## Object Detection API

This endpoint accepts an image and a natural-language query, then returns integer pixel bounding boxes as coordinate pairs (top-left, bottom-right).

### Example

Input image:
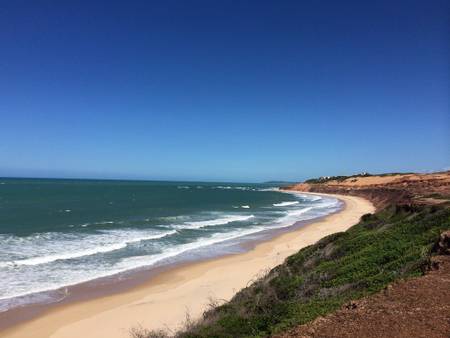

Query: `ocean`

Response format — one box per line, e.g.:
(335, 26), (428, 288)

(0, 178), (341, 312)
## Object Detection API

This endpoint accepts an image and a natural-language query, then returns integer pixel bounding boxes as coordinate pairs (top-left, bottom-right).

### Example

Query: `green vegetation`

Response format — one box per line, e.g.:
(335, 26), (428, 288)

(135, 204), (450, 338)
(303, 172), (417, 184)
(304, 173), (372, 184)
(376, 172), (414, 177)
(305, 176), (347, 183)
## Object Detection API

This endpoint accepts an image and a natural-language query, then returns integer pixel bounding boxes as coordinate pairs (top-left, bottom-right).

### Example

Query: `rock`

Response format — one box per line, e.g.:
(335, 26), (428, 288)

(434, 231), (450, 255)
(345, 301), (358, 310)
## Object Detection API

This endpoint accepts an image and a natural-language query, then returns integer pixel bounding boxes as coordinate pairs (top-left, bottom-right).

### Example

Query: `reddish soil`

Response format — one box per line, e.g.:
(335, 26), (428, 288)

(277, 172), (450, 338)
(275, 255), (450, 338)
(283, 171), (450, 210)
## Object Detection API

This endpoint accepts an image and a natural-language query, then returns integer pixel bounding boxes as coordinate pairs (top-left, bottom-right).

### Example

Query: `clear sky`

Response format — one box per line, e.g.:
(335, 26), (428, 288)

(1, 1), (449, 182)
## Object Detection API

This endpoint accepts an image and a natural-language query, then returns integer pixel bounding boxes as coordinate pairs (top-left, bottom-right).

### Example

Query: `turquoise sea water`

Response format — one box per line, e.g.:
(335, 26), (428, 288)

(0, 178), (340, 311)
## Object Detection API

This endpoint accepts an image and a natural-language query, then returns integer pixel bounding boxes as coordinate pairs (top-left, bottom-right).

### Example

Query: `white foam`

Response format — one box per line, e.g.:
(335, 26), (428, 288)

(79, 220), (115, 227)
(213, 186), (254, 191)
(178, 215), (254, 229)
(0, 227), (264, 305)
(273, 201), (299, 207)
(0, 193), (341, 311)
(295, 194), (323, 202)
(0, 230), (176, 268)
(274, 207), (313, 224)
(273, 195), (341, 227)
(241, 205), (250, 209)
(117, 226), (265, 271)
(0, 243), (127, 267)
(258, 187), (277, 191)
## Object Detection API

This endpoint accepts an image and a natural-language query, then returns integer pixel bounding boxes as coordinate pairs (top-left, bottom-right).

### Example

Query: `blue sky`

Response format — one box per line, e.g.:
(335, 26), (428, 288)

(1, 0), (448, 182)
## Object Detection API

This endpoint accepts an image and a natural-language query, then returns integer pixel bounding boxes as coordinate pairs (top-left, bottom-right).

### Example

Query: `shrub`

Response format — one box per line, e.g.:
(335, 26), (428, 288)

(137, 205), (450, 338)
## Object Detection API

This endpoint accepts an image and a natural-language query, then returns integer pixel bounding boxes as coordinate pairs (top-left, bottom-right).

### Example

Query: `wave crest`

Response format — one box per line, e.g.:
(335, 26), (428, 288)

(273, 201), (299, 207)
(176, 215), (254, 230)
(0, 230), (176, 268)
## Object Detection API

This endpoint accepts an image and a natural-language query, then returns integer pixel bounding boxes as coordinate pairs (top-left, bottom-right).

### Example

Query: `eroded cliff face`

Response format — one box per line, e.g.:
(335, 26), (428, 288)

(283, 171), (450, 210)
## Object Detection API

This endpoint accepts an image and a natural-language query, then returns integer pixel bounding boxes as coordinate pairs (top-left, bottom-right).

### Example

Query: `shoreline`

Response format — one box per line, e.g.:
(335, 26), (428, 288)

(0, 193), (374, 338)
(0, 191), (340, 328)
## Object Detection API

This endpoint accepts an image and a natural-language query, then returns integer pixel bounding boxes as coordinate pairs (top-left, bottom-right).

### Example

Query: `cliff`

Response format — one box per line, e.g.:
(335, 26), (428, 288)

(282, 171), (450, 209)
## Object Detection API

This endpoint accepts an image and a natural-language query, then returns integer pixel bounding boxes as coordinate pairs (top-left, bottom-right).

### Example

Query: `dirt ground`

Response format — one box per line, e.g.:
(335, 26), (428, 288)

(275, 255), (450, 338)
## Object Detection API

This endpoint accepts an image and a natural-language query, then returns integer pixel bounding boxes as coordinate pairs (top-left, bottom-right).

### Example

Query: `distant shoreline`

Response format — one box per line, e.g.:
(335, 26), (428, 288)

(0, 193), (374, 338)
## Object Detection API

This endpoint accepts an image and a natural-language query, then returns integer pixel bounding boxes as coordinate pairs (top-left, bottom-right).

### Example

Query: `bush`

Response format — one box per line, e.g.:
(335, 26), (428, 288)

(138, 205), (450, 338)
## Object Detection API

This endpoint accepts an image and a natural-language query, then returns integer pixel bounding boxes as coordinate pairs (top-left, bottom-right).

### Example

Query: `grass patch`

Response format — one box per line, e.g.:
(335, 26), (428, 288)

(138, 204), (450, 338)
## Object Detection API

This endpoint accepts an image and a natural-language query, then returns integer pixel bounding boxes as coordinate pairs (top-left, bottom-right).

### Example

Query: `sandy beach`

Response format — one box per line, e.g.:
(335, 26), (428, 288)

(0, 193), (374, 338)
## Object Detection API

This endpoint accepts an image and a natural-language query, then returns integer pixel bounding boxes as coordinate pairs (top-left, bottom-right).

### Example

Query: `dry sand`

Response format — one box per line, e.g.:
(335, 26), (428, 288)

(0, 193), (374, 338)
